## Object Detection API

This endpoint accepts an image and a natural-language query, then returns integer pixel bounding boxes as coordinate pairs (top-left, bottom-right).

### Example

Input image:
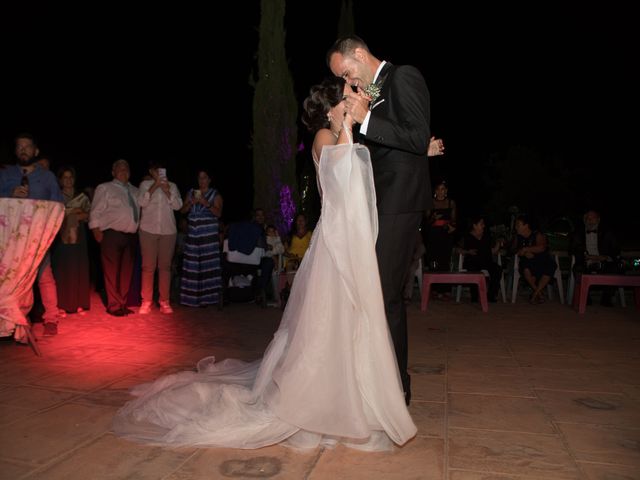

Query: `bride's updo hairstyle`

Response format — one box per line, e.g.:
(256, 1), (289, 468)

(301, 77), (346, 133)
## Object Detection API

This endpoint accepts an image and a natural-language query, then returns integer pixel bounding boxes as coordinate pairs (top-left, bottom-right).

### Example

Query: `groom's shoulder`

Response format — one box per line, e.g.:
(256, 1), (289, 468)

(395, 64), (424, 78)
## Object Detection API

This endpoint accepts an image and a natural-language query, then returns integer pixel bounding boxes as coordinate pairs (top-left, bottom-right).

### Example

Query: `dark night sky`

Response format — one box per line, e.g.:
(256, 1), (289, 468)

(2, 1), (638, 238)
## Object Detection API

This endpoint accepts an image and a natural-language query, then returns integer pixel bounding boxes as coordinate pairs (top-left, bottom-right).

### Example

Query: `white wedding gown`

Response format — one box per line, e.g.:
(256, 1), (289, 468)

(113, 142), (417, 451)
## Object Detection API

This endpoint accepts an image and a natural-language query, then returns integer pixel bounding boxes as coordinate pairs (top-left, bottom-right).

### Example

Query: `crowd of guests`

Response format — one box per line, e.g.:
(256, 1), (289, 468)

(0, 133), (318, 335)
(406, 178), (626, 307)
(2, 132), (629, 336)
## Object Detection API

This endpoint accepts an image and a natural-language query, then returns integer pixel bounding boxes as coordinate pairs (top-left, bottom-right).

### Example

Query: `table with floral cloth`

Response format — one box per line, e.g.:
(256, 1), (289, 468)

(0, 199), (63, 347)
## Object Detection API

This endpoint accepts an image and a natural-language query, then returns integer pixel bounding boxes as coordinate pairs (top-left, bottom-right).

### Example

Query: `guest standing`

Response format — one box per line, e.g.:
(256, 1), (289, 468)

(425, 180), (457, 273)
(180, 170), (223, 307)
(51, 167), (91, 313)
(0, 133), (64, 335)
(137, 162), (182, 314)
(89, 159), (140, 316)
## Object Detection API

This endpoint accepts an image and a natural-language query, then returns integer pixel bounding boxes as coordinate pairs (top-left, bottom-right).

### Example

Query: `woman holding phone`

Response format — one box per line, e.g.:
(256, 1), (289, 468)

(137, 161), (183, 314)
(179, 170), (223, 307)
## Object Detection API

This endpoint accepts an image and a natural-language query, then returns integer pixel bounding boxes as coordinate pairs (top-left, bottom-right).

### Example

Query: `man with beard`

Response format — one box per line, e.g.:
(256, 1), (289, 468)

(0, 133), (64, 335)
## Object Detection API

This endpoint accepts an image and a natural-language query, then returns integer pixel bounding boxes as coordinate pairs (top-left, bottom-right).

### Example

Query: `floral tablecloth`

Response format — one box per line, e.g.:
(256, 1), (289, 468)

(0, 199), (64, 342)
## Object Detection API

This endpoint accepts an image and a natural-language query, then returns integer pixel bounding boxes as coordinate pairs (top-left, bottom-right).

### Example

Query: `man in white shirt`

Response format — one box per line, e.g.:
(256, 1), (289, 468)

(89, 159), (140, 316)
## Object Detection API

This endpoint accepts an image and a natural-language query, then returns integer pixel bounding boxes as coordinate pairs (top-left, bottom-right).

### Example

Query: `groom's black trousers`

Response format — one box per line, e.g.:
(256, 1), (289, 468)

(376, 212), (423, 398)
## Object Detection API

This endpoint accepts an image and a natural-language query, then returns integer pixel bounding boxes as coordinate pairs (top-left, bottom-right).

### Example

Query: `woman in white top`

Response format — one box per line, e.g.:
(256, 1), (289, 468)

(137, 162), (182, 314)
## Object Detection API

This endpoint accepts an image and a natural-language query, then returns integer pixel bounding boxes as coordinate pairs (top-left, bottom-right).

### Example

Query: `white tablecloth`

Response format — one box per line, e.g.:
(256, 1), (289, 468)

(0, 198), (63, 341)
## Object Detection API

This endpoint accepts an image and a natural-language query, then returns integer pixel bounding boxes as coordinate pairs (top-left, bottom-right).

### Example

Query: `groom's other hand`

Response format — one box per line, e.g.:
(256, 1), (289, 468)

(344, 91), (369, 124)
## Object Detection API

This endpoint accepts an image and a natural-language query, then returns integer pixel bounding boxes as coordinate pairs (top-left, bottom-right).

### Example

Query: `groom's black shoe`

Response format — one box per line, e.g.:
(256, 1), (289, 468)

(404, 375), (411, 406)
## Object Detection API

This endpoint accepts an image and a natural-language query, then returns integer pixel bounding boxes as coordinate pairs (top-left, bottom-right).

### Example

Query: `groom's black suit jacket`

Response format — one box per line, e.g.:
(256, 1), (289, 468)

(361, 62), (432, 214)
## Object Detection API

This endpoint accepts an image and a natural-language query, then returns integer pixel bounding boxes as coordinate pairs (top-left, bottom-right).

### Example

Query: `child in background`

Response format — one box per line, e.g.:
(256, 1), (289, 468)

(265, 224), (285, 261)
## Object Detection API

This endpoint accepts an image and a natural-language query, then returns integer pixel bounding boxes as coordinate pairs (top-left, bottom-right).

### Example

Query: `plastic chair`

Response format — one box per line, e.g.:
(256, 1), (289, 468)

(567, 255), (626, 307)
(511, 253), (565, 303)
(455, 253), (507, 303)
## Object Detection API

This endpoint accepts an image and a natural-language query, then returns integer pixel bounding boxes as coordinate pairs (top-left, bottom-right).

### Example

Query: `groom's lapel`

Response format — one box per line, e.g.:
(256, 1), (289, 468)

(375, 62), (393, 91)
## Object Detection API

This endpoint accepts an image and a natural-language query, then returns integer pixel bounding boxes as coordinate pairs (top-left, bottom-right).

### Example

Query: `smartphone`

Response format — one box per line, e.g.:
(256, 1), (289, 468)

(158, 168), (167, 179)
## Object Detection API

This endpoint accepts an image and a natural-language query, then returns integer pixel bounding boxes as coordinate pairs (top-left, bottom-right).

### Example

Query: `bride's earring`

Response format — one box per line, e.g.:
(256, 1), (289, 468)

(327, 113), (333, 122)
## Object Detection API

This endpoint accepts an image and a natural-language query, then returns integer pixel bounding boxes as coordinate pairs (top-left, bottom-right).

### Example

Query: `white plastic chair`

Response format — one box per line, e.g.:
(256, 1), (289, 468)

(511, 253), (564, 303)
(455, 253), (507, 303)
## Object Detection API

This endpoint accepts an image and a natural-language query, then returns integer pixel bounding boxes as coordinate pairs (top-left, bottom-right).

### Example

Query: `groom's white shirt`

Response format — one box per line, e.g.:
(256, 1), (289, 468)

(360, 60), (386, 135)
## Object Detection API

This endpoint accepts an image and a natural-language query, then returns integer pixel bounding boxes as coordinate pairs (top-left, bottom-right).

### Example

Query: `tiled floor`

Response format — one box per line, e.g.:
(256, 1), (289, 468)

(0, 292), (638, 479)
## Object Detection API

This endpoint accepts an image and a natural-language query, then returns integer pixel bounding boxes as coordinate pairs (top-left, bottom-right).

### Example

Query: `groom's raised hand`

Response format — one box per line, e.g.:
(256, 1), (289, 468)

(344, 91), (369, 125)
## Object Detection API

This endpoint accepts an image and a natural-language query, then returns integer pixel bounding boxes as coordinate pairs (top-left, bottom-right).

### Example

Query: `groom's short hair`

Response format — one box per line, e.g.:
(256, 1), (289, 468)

(326, 35), (369, 66)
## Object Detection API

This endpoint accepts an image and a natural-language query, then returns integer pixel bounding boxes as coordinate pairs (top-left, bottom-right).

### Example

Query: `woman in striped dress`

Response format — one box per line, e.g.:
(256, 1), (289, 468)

(179, 170), (223, 306)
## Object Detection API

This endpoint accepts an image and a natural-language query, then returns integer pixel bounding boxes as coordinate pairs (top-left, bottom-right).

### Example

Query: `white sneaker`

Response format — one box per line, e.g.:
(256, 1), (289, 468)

(139, 302), (152, 314)
(159, 301), (173, 314)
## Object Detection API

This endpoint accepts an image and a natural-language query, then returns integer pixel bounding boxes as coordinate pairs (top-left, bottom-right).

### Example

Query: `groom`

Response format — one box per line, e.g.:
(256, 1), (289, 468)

(328, 36), (432, 405)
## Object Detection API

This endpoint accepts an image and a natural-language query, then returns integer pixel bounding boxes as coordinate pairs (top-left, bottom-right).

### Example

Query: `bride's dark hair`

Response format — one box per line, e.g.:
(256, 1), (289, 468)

(301, 77), (346, 133)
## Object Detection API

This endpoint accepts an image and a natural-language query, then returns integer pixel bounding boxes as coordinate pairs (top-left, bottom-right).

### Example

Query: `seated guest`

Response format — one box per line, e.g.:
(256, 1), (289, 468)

(265, 224), (285, 262)
(223, 220), (271, 304)
(459, 215), (503, 303)
(285, 213), (312, 272)
(512, 214), (556, 304)
(569, 209), (621, 306)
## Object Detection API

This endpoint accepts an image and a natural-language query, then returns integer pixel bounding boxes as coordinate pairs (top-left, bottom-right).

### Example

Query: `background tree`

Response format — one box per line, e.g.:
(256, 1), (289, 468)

(338, 0), (355, 37)
(252, 0), (299, 234)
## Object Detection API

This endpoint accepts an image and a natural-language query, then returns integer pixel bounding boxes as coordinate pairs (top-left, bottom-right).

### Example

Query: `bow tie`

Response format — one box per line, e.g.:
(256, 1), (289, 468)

(586, 229), (598, 234)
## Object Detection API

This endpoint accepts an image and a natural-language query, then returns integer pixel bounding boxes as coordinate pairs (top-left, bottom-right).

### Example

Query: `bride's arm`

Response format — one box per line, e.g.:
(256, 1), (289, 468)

(338, 113), (354, 145)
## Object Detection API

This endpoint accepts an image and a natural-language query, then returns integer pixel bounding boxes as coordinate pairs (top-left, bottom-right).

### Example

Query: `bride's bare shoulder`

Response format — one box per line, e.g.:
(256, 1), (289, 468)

(313, 129), (335, 157)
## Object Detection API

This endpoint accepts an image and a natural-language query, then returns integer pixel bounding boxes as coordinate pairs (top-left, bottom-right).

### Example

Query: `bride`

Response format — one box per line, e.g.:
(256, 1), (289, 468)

(113, 77), (417, 451)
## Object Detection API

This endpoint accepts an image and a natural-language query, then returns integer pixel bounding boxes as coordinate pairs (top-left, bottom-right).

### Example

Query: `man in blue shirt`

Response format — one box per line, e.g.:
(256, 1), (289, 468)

(0, 133), (64, 335)
(0, 135), (62, 202)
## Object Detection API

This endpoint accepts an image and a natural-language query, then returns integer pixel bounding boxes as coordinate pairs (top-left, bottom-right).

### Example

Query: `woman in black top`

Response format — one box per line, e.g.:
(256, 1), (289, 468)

(459, 215), (502, 302)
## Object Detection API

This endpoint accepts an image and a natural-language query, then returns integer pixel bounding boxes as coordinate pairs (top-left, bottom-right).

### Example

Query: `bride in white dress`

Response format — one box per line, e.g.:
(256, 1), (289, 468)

(113, 77), (416, 451)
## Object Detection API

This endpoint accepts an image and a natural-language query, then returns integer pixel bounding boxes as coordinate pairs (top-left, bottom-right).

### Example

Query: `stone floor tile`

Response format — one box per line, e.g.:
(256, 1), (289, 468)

(536, 390), (640, 427)
(449, 428), (580, 479)
(523, 368), (625, 393)
(413, 375), (446, 403)
(309, 437), (444, 480)
(448, 373), (534, 397)
(30, 362), (145, 392)
(556, 423), (640, 465)
(409, 401), (445, 438)
(0, 386), (78, 423)
(447, 355), (521, 376)
(0, 403), (115, 465)
(580, 462), (640, 480)
(167, 444), (318, 480)
(0, 459), (33, 479)
(449, 394), (555, 434)
(515, 353), (593, 370)
(449, 470), (551, 479)
(22, 434), (196, 480)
